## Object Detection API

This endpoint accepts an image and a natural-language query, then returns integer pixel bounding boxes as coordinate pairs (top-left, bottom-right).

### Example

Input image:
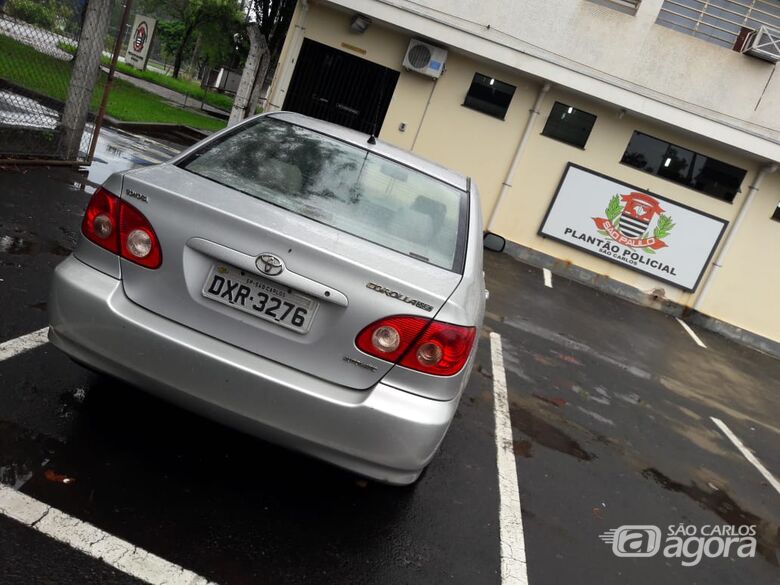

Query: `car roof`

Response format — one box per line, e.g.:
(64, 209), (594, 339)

(267, 112), (469, 191)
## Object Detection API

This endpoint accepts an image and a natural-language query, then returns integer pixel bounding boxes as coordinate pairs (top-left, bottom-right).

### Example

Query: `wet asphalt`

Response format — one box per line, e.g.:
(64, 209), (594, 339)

(0, 130), (779, 584)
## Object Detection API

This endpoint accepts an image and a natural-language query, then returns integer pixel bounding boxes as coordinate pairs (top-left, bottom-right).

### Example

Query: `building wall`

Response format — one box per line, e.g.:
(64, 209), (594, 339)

(278, 1), (780, 342)
(398, 0), (779, 137)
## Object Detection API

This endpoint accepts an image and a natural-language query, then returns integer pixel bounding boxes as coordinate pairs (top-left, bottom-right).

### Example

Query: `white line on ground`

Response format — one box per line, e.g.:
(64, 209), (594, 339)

(710, 417), (780, 496)
(0, 328), (49, 363)
(490, 331), (529, 585)
(675, 318), (707, 349)
(542, 268), (552, 288)
(0, 483), (216, 585)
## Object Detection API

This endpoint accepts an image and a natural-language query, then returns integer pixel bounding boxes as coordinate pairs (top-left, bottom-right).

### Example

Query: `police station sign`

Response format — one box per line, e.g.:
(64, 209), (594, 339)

(539, 164), (728, 291)
(125, 15), (156, 71)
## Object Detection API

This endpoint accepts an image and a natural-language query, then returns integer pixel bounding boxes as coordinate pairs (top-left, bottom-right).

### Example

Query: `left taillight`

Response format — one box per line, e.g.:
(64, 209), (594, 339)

(81, 186), (162, 269)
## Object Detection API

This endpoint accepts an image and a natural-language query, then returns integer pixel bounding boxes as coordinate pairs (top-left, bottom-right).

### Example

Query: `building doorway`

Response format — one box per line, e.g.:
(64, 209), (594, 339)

(284, 39), (399, 135)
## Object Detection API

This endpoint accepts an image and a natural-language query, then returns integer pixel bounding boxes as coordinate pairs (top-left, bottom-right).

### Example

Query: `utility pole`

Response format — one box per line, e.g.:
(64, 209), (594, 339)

(60, 0), (113, 160)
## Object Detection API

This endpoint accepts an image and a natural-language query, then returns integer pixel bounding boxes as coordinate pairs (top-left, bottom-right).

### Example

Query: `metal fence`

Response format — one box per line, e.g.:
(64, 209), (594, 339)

(0, 0), (122, 163)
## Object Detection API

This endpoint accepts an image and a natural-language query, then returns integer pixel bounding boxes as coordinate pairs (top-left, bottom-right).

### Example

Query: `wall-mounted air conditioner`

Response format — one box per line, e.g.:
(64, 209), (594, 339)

(742, 26), (780, 63)
(403, 39), (448, 78)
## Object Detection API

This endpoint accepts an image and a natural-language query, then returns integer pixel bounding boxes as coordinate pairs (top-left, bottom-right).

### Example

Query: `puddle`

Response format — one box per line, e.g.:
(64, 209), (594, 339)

(509, 403), (595, 461)
(0, 420), (62, 489)
(642, 468), (779, 565)
(0, 234), (71, 256)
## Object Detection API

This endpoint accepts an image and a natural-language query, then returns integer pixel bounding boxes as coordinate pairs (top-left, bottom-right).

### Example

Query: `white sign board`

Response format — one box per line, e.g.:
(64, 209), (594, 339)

(539, 164), (728, 291)
(125, 15), (156, 70)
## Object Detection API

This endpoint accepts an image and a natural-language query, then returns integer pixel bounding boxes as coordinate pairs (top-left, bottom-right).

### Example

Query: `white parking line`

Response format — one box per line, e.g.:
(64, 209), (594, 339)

(490, 332), (529, 585)
(542, 268), (552, 288)
(0, 327), (49, 363)
(0, 483), (217, 585)
(711, 417), (780, 496)
(675, 318), (707, 349)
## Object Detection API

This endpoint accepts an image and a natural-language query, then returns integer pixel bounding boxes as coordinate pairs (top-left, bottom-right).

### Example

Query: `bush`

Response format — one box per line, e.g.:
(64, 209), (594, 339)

(7, 0), (57, 30)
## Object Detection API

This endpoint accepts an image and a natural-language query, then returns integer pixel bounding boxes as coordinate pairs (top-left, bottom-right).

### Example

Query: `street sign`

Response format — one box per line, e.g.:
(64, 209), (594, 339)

(539, 164), (728, 291)
(125, 14), (156, 71)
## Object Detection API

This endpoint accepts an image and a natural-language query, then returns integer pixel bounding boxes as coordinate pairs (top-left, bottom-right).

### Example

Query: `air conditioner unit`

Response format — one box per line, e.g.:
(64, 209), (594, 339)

(742, 26), (780, 63)
(403, 39), (447, 78)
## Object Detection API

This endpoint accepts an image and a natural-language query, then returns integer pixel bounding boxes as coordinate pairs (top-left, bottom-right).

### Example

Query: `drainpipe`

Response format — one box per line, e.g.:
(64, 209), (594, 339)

(693, 162), (778, 311)
(266, 0), (309, 111)
(487, 82), (551, 231)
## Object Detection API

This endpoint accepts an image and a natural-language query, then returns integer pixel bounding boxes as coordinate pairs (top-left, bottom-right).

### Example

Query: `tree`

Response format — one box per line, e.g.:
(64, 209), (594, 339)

(140, 0), (242, 78)
(228, 0), (294, 124)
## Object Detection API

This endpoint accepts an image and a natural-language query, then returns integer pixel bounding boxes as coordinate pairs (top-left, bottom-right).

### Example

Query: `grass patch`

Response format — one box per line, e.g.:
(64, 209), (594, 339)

(0, 36), (225, 131)
(59, 41), (234, 112)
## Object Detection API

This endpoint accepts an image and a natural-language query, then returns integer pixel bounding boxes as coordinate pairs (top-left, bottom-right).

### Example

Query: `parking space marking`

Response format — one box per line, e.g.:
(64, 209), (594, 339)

(711, 417), (780, 496)
(490, 332), (529, 585)
(0, 327), (49, 363)
(0, 484), (217, 585)
(542, 268), (552, 288)
(675, 318), (707, 349)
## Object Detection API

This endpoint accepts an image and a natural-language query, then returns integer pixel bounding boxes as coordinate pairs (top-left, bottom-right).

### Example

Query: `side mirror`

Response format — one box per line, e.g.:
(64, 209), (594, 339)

(483, 232), (506, 253)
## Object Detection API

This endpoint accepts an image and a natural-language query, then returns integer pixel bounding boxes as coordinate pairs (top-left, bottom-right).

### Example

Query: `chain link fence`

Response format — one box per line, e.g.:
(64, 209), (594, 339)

(0, 0), (121, 162)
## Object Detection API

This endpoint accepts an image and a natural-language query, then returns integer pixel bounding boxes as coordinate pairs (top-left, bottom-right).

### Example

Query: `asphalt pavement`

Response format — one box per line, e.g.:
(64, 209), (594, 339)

(0, 132), (778, 584)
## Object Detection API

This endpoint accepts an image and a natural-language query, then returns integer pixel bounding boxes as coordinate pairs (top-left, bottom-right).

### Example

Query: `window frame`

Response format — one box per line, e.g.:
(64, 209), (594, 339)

(541, 102), (598, 149)
(620, 131), (747, 203)
(462, 73), (516, 120)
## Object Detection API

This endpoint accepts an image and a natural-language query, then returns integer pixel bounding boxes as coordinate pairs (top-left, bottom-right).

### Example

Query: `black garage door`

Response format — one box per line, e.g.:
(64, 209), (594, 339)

(283, 39), (400, 135)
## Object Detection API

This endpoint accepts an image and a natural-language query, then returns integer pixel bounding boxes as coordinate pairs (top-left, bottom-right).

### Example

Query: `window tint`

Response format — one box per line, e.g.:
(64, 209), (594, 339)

(621, 131), (746, 202)
(179, 117), (467, 271)
(541, 102), (597, 148)
(463, 73), (515, 119)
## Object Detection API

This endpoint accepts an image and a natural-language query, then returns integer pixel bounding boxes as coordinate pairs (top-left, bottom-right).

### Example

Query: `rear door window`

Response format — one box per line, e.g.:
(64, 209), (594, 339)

(179, 118), (468, 272)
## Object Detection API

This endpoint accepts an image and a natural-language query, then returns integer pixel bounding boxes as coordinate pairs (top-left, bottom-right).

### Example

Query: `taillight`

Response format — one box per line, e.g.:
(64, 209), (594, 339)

(82, 187), (119, 254)
(119, 199), (162, 268)
(355, 316), (476, 377)
(81, 187), (162, 269)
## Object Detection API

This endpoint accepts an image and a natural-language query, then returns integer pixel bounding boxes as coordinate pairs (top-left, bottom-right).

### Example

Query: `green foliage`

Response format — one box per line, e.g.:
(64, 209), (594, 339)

(653, 214), (675, 239)
(605, 194), (623, 223)
(57, 40), (234, 111)
(157, 20), (194, 63)
(0, 35), (225, 130)
(7, 0), (57, 30)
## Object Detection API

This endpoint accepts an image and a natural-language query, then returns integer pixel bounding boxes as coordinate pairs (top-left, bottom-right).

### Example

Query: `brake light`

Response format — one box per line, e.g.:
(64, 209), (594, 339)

(81, 187), (162, 269)
(81, 187), (119, 254)
(355, 316), (476, 376)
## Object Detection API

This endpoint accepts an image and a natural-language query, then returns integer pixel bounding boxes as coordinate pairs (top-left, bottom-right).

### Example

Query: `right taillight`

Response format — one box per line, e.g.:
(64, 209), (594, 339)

(355, 316), (476, 377)
(81, 186), (162, 269)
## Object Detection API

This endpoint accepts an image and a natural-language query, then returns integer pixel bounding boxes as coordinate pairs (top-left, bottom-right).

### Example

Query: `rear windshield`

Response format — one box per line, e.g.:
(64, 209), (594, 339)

(178, 117), (468, 272)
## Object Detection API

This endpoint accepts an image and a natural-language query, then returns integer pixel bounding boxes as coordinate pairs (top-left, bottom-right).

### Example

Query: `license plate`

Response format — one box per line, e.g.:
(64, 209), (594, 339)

(202, 264), (318, 334)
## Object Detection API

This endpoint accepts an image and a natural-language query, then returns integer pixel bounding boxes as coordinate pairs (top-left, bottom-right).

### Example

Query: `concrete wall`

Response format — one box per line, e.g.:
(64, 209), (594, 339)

(273, 1), (780, 343)
(401, 0), (779, 136)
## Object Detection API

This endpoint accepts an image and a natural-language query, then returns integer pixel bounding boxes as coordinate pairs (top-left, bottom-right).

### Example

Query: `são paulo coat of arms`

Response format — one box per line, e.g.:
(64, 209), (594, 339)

(593, 192), (675, 254)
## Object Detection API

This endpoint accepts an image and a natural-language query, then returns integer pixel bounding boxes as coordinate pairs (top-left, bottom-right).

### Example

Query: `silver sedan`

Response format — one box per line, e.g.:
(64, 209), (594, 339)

(48, 112), (488, 485)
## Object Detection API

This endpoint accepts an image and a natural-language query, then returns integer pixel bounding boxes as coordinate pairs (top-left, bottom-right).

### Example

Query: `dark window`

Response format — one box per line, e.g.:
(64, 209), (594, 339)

(773, 205), (780, 222)
(541, 102), (597, 148)
(621, 131), (746, 202)
(463, 73), (515, 119)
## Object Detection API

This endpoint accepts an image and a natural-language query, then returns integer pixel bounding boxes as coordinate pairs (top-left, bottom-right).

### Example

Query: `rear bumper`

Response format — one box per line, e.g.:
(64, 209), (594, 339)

(48, 255), (460, 485)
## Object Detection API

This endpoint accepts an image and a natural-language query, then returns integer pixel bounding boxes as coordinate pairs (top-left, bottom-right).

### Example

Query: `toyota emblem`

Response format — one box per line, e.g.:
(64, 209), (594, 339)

(256, 253), (284, 276)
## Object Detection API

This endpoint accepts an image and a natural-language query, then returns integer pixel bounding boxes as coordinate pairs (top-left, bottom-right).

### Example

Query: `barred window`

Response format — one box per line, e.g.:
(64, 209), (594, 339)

(587, 0), (641, 15)
(657, 0), (780, 49)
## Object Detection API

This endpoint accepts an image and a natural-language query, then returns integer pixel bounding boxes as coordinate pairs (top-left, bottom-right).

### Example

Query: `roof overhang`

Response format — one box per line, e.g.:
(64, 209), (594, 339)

(322, 0), (780, 163)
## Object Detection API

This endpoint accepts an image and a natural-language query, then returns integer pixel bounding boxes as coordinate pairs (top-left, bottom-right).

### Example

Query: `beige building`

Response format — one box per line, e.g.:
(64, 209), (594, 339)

(266, 0), (780, 353)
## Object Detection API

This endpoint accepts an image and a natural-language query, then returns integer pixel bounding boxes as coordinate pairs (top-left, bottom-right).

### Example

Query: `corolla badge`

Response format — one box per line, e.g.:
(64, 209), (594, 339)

(256, 253), (284, 276)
